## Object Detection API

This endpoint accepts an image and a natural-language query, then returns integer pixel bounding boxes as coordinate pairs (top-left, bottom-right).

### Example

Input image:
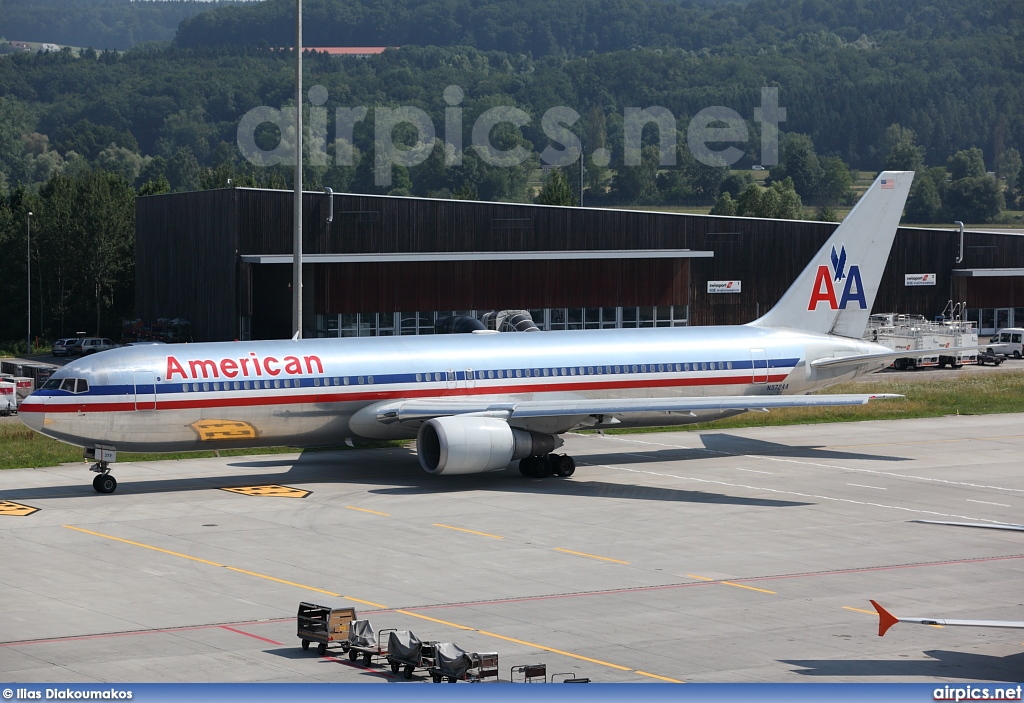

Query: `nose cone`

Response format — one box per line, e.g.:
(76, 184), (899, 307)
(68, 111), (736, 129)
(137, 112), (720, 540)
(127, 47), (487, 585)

(18, 397), (45, 432)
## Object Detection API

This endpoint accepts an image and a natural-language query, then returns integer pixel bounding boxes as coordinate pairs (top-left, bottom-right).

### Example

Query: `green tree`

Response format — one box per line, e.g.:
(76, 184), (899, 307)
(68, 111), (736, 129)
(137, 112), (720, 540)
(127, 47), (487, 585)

(882, 124), (925, 171)
(996, 148), (1021, 194)
(816, 205), (839, 222)
(904, 176), (943, 223)
(769, 133), (820, 201)
(610, 145), (660, 205)
(947, 148), (987, 180)
(945, 176), (1003, 223)
(817, 156), (853, 205)
(537, 168), (577, 206)
(710, 191), (737, 216)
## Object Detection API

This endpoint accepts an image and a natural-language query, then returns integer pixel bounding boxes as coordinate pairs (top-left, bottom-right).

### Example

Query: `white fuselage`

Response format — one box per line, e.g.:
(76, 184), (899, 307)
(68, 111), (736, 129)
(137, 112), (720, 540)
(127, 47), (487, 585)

(20, 325), (890, 454)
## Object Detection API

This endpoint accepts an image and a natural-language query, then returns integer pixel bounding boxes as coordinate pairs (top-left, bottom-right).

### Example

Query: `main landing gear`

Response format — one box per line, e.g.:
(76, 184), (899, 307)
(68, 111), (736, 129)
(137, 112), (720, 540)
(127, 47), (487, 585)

(519, 453), (576, 478)
(90, 461), (117, 494)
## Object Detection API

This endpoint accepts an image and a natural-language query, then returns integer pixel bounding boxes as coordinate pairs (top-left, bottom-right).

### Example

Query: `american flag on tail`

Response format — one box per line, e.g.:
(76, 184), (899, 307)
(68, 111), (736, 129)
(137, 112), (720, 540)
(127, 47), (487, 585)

(880, 178), (895, 189)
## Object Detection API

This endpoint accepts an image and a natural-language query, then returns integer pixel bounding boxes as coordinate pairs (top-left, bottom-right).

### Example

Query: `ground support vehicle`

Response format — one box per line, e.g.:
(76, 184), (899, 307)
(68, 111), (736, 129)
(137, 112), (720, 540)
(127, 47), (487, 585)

(345, 620), (396, 666)
(864, 312), (978, 370)
(296, 603), (357, 656)
(428, 643), (499, 683)
(0, 382), (16, 415)
(510, 663), (547, 683)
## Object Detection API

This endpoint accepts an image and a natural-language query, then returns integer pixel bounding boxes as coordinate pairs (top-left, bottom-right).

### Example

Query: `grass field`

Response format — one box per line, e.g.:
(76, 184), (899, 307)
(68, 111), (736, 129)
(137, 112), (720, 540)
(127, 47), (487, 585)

(2, 371), (1024, 470)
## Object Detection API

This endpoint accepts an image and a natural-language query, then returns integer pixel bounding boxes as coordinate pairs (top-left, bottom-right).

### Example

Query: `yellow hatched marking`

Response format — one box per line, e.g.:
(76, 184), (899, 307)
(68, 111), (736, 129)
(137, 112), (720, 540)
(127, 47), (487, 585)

(553, 548), (629, 564)
(345, 506), (390, 516)
(63, 525), (224, 566)
(191, 419), (257, 441)
(0, 500), (39, 517)
(221, 485), (309, 498)
(433, 523), (504, 540)
(721, 581), (776, 594)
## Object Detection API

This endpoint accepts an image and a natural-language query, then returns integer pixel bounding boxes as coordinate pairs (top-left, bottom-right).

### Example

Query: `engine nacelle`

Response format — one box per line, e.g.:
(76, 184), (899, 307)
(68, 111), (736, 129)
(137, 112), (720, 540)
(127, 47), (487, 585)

(417, 416), (560, 475)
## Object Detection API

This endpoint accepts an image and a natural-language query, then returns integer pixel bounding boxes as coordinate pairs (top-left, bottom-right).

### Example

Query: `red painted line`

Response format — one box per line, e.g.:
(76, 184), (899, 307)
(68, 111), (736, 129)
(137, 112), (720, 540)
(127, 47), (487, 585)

(221, 625), (284, 645)
(0, 617), (292, 647)
(22, 374), (790, 414)
(392, 553), (1024, 613)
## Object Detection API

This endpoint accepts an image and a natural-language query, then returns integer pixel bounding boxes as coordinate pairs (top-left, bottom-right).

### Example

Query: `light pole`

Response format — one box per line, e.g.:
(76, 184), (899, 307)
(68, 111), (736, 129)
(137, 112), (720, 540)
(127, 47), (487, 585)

(292, 0), (303, 339)
(26, 211), (33, 353)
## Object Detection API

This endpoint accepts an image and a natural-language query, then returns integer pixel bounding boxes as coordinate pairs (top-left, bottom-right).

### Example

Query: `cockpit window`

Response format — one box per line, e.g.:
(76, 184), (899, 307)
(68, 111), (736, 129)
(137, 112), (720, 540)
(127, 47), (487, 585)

(44, 377), (88, 393)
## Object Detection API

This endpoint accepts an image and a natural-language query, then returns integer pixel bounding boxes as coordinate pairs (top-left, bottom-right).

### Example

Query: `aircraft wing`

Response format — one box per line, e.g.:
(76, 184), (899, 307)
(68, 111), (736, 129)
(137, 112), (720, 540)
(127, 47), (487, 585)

(375, 393), (902, 424)
(870, 600), (1024, 636)
(913, 520), (1024, 532)
(810, 346), (984, 369)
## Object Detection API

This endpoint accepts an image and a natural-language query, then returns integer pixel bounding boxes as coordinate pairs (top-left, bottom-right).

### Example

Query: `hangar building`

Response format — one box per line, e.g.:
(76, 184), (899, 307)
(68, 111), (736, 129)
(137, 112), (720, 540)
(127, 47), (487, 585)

(135, 188), (1024, 342)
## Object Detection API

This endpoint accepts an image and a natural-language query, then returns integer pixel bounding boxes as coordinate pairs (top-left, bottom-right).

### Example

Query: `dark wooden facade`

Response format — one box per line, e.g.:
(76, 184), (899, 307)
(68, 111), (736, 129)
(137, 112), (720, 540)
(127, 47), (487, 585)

(136, 188), (1024, 341)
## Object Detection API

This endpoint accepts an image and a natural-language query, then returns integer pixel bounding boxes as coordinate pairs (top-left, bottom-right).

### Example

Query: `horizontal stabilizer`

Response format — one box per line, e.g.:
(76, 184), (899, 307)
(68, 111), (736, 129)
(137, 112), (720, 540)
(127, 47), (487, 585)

(377, 394), (902, 423)
(913, 519), (1024, 532)
(810, 346), (984, 369)
(870, 600), (1024, 633)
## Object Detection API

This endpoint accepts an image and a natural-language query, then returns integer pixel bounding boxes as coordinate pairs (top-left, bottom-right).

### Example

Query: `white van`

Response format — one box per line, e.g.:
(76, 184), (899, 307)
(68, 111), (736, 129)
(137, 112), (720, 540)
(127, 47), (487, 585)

(987, 328), (1024, 359)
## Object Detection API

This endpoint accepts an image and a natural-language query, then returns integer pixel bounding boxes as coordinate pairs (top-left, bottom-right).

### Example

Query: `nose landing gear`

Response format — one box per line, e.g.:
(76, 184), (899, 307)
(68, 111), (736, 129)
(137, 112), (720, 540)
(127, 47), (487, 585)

(90, 462), (117, 493)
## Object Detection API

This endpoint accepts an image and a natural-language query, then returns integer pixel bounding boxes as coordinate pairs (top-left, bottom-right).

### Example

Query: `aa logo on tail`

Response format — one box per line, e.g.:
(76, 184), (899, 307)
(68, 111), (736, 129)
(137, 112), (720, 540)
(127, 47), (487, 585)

(807, 245), (866, 311)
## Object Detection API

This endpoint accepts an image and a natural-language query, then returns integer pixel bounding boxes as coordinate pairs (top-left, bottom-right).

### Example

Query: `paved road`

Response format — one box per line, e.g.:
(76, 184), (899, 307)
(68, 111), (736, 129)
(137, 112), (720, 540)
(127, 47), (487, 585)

(1, 414), (1021, 683)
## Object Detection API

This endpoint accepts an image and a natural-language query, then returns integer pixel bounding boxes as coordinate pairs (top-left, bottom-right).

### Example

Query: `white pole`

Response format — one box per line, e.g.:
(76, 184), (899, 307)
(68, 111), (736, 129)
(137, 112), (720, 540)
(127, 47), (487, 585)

(292, 0), (303, 339)
(26, 211), (32, 352)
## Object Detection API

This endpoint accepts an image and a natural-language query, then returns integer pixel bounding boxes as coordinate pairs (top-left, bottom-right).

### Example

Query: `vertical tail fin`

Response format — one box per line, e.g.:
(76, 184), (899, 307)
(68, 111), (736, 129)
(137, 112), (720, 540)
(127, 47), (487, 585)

(750, 171), (914, 337)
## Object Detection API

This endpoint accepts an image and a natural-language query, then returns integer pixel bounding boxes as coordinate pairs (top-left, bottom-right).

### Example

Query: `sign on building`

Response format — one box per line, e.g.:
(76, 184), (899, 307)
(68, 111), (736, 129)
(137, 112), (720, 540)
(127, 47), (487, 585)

(904, 273), (936, 286)
(707, 280), (741, 294)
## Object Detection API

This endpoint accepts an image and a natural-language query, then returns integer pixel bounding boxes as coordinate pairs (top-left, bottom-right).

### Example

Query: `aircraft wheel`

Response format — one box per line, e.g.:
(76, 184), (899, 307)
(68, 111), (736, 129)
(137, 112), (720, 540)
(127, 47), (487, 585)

(554, 454), (576, 477)
(535, 455), (553, 478)
(519, 457), (536, 477)
(317, 642), (327, 656)
(301, 639), (310, 651)
(93, 474), (117, 494)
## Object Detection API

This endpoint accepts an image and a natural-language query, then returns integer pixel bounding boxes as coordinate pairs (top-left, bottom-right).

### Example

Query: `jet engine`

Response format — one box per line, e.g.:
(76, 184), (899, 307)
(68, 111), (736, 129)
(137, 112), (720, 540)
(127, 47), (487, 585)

(417, 416), (560, 475)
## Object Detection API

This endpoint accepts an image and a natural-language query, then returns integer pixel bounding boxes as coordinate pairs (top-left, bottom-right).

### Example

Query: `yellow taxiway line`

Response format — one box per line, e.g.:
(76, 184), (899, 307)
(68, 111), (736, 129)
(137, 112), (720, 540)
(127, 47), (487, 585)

(844, 604), (943, 628)
(553, 547), (629, 564)
(433, 523), (504, 539)
(345, 505), (390, 516)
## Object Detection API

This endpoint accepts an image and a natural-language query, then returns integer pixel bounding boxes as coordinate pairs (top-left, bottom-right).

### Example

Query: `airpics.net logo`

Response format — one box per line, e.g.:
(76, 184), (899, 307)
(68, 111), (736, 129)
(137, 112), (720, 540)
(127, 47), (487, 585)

(236, 86), (787, 186)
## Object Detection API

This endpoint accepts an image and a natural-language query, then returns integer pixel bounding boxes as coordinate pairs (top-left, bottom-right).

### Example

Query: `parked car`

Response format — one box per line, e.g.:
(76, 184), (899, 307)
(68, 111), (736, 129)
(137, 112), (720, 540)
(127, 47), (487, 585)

(51, 338), (80, 356)
(977, 350), (1005, 366)
(78, 338), (117, 355)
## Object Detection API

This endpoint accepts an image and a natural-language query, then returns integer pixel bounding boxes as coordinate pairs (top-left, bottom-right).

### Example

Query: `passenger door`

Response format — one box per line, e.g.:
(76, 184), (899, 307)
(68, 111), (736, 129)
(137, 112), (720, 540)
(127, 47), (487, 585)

(750, 348), (768, 384)
(134, 371), (156, 411)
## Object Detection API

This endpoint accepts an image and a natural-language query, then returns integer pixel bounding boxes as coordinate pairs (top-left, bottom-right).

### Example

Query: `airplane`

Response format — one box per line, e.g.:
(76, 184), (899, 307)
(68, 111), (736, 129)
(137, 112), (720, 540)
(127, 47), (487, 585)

(871, 520), (1024, 636)
(22, 171), (931, 495)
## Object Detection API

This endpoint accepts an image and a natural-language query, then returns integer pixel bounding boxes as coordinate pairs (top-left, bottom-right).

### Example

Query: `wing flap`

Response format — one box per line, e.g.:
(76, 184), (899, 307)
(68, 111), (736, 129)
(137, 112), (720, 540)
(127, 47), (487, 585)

(380, 394), (902, 423)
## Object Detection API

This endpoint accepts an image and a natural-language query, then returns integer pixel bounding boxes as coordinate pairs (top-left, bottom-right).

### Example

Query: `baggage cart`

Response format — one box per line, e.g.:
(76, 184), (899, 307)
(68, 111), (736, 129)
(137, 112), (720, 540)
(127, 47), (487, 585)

(510, 663), (547, 683)
(345, 619), (396, 666)
(428, 642), (499, 683)
(385, 630), (437, 679)
(296, 602), (357, 656)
